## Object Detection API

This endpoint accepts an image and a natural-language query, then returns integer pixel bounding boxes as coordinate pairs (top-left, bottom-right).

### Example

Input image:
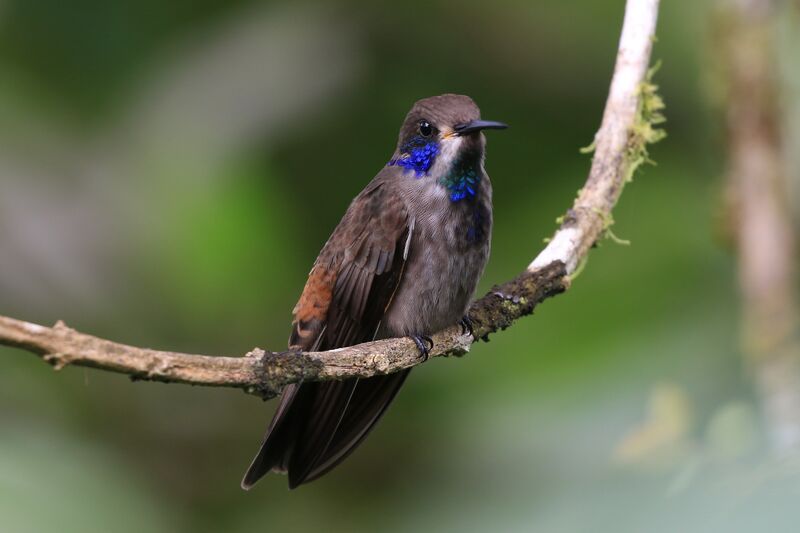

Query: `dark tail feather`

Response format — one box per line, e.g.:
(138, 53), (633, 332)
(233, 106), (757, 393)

(300, 369), (411, 485)
(240, 378), (358, 489)
(285, 379), (358, 487)
(241, 370), (411, 490)
(240, 383), (303, 490)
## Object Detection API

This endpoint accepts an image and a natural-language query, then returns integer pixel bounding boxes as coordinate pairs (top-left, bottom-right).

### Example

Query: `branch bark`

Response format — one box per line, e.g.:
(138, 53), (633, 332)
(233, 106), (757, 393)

(0, 0), (662, 400)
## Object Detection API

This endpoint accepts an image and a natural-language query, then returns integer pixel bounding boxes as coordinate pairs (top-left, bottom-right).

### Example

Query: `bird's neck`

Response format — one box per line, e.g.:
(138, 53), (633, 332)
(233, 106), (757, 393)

(388, 139), (483, 204)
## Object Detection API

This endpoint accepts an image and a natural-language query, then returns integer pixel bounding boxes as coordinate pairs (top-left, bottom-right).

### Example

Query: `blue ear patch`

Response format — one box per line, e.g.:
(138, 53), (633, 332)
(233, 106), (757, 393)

(387, 137), (439, 177)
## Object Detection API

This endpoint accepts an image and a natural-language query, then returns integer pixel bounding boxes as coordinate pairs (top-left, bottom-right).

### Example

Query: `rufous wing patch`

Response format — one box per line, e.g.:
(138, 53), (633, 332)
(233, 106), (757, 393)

(289, 265), (336, 349)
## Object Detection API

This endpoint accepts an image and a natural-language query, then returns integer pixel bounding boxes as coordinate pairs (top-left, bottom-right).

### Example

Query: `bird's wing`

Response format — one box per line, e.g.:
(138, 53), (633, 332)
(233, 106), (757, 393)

(242, 178), (413, 489)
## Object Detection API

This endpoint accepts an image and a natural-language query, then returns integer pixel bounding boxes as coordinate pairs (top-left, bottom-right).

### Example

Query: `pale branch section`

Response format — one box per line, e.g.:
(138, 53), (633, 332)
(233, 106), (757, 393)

(0, 0), (662, 400)
(531, 0), (662, 274)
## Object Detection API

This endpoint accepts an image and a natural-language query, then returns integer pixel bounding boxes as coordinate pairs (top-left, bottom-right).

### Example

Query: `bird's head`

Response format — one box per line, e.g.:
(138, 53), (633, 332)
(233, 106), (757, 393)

(388, 94), (507, 201)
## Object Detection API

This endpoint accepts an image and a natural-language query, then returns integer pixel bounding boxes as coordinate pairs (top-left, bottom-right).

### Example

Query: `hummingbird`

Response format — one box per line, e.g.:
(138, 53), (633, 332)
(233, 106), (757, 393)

(241, 94), (507, 490)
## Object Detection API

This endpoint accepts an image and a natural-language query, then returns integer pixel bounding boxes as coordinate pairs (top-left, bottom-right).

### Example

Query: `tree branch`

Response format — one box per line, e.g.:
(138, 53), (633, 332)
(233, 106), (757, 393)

(720, 0), (800, 451)
(0, 0), (662, 400)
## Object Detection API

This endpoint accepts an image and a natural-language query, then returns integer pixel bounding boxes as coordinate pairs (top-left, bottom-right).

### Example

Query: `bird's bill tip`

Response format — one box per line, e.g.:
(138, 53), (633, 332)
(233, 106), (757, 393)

(454, 119), (509, 135)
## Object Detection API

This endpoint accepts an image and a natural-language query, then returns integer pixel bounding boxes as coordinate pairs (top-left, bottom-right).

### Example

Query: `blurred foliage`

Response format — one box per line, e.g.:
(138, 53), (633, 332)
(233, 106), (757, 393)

(1, 0), (799, 532)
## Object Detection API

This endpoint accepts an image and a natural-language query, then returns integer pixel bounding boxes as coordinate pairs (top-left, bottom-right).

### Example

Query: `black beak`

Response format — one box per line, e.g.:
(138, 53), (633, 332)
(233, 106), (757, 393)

(454, 119), (509, 136)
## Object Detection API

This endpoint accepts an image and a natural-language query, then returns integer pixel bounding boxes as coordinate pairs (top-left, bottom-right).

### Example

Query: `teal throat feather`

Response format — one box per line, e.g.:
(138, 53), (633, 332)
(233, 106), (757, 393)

(439, 157), (480, 202)
(439, 155), (486, 242)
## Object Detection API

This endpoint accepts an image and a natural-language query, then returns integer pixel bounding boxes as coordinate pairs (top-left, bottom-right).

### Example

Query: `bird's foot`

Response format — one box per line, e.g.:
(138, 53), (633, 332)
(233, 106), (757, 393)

(411, 335), (434, 362)
(459, 315), (475, 337)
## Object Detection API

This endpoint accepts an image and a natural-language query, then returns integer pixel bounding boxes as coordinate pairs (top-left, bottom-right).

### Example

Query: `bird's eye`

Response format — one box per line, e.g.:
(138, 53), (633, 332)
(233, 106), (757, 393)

(418, 120), (433, 137)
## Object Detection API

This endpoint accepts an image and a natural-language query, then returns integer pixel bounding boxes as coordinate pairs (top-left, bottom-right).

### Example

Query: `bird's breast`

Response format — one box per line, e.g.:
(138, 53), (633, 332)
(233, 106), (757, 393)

(378, 181), (492, 338)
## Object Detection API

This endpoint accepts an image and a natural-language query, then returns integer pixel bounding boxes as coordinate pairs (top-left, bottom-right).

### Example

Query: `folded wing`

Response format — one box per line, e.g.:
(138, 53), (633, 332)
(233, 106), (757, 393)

(242, 178), (413, 489)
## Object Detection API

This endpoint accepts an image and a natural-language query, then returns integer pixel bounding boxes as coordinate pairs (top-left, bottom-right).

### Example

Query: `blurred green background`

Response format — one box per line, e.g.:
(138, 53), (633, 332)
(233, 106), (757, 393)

(2, 0), (798, 531)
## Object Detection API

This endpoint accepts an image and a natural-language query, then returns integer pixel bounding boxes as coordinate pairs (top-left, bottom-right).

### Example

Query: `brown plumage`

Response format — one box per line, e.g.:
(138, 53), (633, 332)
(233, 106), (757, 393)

(242, 94), (506, 489)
